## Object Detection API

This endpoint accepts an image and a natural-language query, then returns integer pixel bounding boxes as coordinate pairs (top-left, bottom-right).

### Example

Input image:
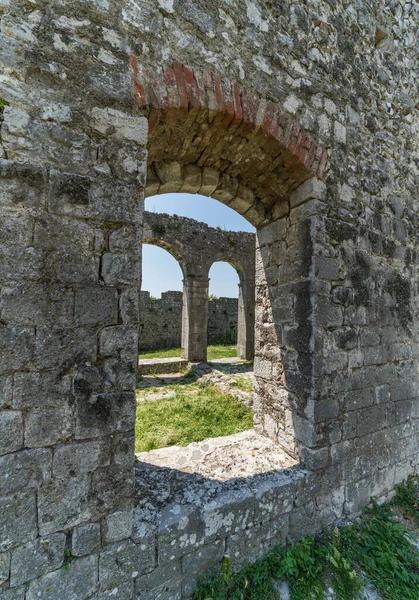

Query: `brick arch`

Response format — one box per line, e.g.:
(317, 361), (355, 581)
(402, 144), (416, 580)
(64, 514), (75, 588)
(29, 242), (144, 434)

(131, 59), (328, 223)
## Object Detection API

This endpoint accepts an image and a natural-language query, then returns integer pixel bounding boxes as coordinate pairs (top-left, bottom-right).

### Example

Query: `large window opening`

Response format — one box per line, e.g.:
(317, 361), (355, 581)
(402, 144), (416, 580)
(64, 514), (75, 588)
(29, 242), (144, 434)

(136, 192), (257, 456)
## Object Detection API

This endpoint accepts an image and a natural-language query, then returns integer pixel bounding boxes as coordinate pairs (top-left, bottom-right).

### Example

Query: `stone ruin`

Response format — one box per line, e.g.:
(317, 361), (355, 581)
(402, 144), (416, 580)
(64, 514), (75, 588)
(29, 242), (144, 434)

(139, 291), (240, 350)
(141, 211), (256, 359)
(0, 0), (418, 598)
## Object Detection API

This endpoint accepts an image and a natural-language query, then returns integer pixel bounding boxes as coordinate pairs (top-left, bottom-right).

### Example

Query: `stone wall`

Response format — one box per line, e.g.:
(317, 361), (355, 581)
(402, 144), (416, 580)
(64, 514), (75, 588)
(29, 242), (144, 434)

(139, 291), (238, 351)
(0, 0), (418, 598)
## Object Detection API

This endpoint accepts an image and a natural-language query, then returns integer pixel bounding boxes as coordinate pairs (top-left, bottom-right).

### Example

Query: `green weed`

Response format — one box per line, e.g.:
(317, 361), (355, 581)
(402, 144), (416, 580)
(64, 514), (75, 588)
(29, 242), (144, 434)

(193, 481), (419, 600)
(393, 475), (419, 524)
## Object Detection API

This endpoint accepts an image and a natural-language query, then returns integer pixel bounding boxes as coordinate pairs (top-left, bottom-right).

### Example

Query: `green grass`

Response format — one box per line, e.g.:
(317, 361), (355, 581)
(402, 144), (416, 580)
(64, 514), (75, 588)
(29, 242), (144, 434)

(193, 478), (419, 600)
(135, 383), (253, 452)
(232, 376), (254, 393)
(139, 347), (183, 359)
(138, 344), (238, 361)
(207, 345), (237, 360)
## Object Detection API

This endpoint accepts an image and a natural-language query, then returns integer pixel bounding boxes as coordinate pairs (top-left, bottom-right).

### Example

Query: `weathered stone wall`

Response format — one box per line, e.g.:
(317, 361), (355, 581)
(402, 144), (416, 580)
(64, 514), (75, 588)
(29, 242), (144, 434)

(0, 0), (418, 598)
(139, 291), (238, 350)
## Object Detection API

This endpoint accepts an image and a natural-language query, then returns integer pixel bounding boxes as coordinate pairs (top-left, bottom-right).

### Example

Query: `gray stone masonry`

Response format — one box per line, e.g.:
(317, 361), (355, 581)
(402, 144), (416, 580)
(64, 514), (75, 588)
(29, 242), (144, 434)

(143, 211), (256, 361)
(0, 0), (418, 597)
(139, 291), (240, 351)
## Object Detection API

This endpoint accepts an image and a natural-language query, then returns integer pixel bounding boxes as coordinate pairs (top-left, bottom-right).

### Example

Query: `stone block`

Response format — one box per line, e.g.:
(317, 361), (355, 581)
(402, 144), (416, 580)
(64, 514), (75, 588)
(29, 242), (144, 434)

(90, 107), (148, 143)
(158, 503), (205, 564)
(0, 411), (23, 455)
(75, 392), (135, 439)
(313, 256), (340, 280)
(119, 288), (140, 324)
(105, 509), (133, 543)
(181, 541), (225, 598)
(108, 226), (139, 253)
(0, 327), (35, 375)
(10, 533), (66, 586)
(99, 326), (138, 356)
(0, 245), (41, 281)
(0, 492), (37, 552)
(289, 178), (326, 208)
(53, 441), (110, 478)
(226, 515), (287, 571)
(315, 298), (343, 328)
(101, 252), (141, 285)
(299, 446), (330, 471)
(99, 540), (155, 587)
(91, 584), (133, 600)
(251, 473), (296, 520)
(90, 466), (134, 518)
(48, 171), (90, 210)
(288, 503), (320, 540)
(135, 560), (181, 598)
(24, 408), (73, 448)
(0, 284), (74, 327)
(0, 376), (13, 409)
(72, 523), (101, 557)
(35, 327), (97, 370)
(74, 287), (118, 326)
(13, 371), (72, 409)
(0, 448), (52, 494)
(0, 587), (26, 600)
(0, 552), (10, 585)
(111, 433), (135, 468)
(26, 555), (98, 600)
(202, 488), (255, 543)
(38, 475), (91, 535)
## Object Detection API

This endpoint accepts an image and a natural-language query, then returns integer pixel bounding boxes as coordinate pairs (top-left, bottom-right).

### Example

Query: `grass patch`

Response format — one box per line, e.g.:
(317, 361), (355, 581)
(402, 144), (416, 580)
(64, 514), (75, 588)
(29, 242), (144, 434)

(135, 384), (253, 452)
(139, 347), (183, 359)
(138, 345), (238, 361)
(207, 345), (237, 360)
(232, 376), (253, 393)
(193, 478), (419, 600)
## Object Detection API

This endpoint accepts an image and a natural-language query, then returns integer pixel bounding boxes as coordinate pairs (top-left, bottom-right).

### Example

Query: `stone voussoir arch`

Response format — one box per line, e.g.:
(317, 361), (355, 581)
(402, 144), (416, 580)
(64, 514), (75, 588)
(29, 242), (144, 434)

(130, 59), (328, 224)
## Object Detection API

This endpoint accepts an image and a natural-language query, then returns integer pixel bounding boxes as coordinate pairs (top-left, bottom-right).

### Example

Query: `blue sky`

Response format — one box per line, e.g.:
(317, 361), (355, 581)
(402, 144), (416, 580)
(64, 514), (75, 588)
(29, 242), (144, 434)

(142, 193), (255, 298)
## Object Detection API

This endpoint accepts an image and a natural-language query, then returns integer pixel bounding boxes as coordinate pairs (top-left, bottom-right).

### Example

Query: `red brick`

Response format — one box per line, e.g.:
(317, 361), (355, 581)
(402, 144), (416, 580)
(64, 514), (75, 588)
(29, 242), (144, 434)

(172, 61), (189, 112)
(129, 55), (147, 107)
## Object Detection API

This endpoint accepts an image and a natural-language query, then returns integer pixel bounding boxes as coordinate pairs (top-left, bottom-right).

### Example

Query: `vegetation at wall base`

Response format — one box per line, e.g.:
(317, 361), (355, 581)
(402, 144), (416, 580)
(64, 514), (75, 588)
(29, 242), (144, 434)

(193, 477), (419, 600)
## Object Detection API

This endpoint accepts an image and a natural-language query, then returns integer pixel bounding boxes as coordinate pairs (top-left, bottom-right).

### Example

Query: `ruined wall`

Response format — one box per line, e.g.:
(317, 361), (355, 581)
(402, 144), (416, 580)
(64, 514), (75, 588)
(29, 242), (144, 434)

(0, 0), (418, 598)
(139, 291), (238, 350)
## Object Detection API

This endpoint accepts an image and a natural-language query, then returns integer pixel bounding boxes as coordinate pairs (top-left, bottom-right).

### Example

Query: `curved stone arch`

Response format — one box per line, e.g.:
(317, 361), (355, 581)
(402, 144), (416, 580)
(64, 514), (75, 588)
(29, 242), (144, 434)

(142, 237), (187, 279)
(132, 60), (328, 223)
(145, 160), (264, 227)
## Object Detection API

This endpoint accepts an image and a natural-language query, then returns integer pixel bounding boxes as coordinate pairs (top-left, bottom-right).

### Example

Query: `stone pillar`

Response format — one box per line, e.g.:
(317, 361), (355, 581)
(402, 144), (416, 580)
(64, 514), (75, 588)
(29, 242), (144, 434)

(182, 276), (209, 362)
(237, 279), (255, 360)
(254, 178), (332, 471)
